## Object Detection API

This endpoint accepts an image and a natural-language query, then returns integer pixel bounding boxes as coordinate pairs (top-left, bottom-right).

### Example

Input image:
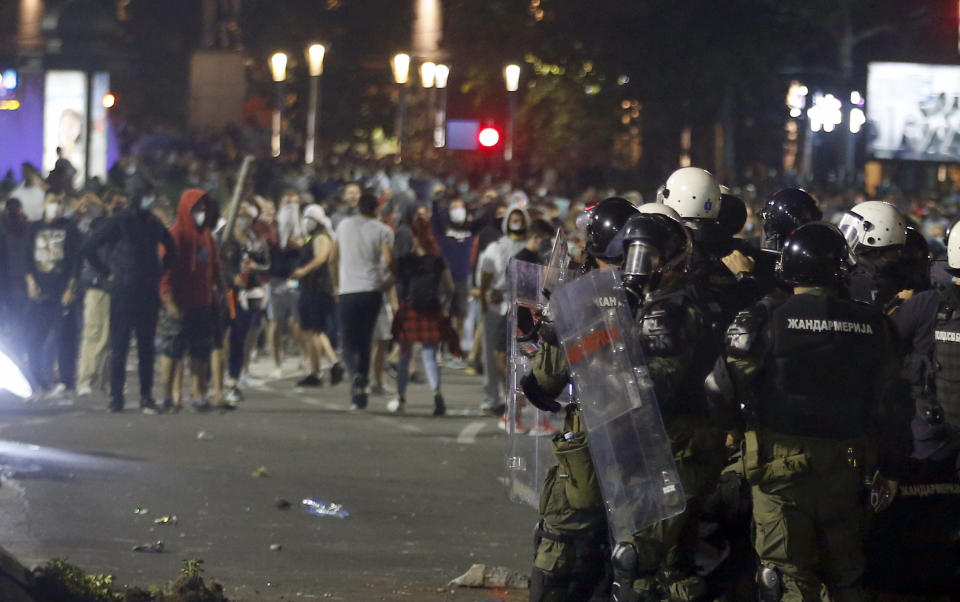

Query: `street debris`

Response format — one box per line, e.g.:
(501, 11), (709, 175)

(132, 540), (165, 553)
(270, 543), (282, 551)
(197, 431), (214, 441)
(153, 515), (178, 525)
(274, 497), (292, 510)
(446, 563), (529, 589)
(251, 466), (270, 478)
(133, 506), (149, 515)
(302, 497), (350, 518)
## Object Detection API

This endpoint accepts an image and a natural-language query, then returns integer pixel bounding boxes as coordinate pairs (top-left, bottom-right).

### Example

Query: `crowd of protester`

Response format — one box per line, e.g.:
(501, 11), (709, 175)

(1, 126), (957, 421)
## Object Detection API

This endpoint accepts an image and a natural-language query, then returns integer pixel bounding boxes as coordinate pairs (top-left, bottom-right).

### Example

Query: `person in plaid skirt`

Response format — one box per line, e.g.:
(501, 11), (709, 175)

(388, 216), (461, 415)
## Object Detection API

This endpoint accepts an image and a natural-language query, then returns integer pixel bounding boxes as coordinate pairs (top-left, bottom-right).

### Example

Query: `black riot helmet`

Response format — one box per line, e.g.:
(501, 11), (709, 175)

(621, 213), (692, 299)
(583, 196), (639, 262)
(760, 188), (822, 253)
(776, 222), (851, 288)
(718, 193), (747, 238)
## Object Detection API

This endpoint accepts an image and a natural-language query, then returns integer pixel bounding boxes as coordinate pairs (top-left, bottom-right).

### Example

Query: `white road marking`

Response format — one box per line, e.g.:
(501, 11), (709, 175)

(456, 421), (487, 445)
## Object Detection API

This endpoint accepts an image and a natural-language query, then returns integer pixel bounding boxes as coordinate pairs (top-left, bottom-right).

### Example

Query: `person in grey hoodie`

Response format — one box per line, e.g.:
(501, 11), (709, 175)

(477, 201), (530, 415)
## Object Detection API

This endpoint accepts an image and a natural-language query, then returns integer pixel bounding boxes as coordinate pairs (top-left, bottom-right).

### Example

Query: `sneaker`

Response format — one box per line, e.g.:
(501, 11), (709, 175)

(432, 393), (446, 417)
(161, 397), (178, 413)
(214, 399), (238, 411)
(369, 382), (391, 396)
(240, 374), (264, 387)
(225, 387), (243, 403)
(386, 397), (406, 413)
(528, 416), (559, 437)
(482, 402), (507, 417)
(76, 385), (93, 397)
(296, 374), (323, 387)
(107, 403), (123, 413)
(269, 368), (284, 380)
(444, 358), (468, 370)
(498, 414), (528, 434)
(329, 363), (345, 386)
(140, 400), (160, 415)
(44, 383), (67, 400)
(191, 398), (212, 413)
(349, 393), (368, 412)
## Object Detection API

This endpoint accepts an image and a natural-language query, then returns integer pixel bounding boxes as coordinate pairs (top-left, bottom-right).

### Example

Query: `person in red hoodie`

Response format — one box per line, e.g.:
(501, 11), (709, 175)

(158, 189), (220, 412)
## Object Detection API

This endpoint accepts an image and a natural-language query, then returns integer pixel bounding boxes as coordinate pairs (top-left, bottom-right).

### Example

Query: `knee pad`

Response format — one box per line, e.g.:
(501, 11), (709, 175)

(757, 565), (782, 602)
(611, 542), (652, 602)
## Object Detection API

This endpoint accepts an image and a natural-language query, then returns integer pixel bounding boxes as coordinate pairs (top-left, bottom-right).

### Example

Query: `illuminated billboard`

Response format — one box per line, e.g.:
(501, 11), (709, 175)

(43, 70), (87, 186)
(867, 62), (960, 162)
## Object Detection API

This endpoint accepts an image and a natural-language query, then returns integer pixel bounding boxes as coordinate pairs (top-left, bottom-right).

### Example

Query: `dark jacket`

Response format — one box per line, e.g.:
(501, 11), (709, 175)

(83, 207), (176, 296)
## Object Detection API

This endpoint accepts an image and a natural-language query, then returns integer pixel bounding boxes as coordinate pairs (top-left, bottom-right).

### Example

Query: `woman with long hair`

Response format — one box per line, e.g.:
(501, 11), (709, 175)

(388, 216), (460, 415)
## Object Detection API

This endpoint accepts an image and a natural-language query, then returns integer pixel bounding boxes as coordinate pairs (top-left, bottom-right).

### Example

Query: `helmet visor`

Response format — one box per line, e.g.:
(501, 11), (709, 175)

(837, 212), (864, 250)
(575, 208), (594, 231)
(623, 242), (661, 277)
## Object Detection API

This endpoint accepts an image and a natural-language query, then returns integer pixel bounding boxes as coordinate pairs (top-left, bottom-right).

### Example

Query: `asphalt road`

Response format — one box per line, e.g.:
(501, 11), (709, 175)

(0, 357), (539, 601)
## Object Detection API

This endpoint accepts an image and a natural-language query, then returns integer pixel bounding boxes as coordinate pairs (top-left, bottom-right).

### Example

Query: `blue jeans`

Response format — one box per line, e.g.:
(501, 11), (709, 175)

(397, 343), (440, 398)
(228, 306), (258, 380)
(26, 299), (69, 390)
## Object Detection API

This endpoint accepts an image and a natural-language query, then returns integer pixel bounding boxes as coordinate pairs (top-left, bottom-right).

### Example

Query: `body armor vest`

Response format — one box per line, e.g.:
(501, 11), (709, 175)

(933, 294), (960, 426)
(755, 294), (887, 439)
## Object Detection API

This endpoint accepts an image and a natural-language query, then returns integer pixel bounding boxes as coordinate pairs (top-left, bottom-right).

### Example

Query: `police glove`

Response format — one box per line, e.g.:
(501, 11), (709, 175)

(870, 471), (899, 513)
(521, 372), (562, 413)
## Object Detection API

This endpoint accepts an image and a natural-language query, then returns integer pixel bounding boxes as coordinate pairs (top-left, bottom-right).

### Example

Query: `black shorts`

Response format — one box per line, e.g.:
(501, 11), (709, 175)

(299, 292), (335, 335)
(449, 279), (470, 318)
(159, 306), (215, 360)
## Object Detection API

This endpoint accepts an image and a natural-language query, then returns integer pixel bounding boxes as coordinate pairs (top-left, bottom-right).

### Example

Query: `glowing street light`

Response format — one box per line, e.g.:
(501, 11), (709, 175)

(269, 52), (288, 157)
(503, 64), (521, 164)
(392, 53), (411, 162)
(420, 61), (436, 88)
(434, 64), (449, 148)
(807, 92), (842, 133)
(305, 44), (326, 166)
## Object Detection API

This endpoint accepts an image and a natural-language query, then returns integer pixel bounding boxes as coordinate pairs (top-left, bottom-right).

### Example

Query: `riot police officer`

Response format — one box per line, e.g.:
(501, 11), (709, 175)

(714, 222), (905, 601)
(661, 168), (757, 338)
(837, 201), (908, 307)
(520, 196), (638, 602)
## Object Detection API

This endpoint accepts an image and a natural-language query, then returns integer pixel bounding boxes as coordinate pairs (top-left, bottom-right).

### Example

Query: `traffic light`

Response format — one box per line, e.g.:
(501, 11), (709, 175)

(478, 126), (501, 148)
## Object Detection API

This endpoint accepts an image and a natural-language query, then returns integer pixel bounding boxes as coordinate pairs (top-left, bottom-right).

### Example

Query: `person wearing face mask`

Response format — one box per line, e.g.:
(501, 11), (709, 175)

(477, 201), (530, 415)
(83, 173), (176, 413)
(431, 194), (478, 355)
(158, 190), (221, 413)
(266, 190), (308, 379)
(290, 204), (344, 388)
(24, 194), (82, 400)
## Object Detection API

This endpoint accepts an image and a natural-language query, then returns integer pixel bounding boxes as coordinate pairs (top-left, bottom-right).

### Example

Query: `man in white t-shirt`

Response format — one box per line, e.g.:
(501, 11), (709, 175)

(10, 165), (48, 223)
(334, 192), (394, 410)
(478, 201), (529, 415)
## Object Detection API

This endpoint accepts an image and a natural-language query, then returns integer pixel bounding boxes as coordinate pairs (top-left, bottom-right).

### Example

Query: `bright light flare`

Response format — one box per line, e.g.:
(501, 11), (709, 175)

(307, 44), (326, 76)
(420, 61), (436, 88)
(102, 93), (116, 109)
(504, 64), (521, 92)
(434, 64), (449, 89)
(0, 349), (32, 399)
(807, 92), (842, 133)
(392, 53), (410, 85)
(270, 52), (288, 82)
(849, 107), (866, 133)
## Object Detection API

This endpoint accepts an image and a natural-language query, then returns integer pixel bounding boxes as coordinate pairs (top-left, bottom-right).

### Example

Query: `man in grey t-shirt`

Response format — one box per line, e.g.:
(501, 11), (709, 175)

(333, 192), (394, 410)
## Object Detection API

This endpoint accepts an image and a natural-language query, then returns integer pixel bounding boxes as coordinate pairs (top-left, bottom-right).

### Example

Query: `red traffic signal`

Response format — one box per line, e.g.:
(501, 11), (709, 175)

(478, 127), (501, 148)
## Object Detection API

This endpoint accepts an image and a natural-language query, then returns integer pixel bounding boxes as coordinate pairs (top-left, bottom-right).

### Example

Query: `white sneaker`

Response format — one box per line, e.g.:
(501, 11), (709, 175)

(269, 368), (284, 380)
(76, 386), (93, 397)
(44, 383), (67, 400)
(386, 397), (406, 413)
(225, 387), (243, 403)
(241, 374), (264, 387)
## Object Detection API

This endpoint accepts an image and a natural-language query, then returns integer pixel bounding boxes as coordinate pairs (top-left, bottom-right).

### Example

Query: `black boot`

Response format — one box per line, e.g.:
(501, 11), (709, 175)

(432, 392), (446, 416)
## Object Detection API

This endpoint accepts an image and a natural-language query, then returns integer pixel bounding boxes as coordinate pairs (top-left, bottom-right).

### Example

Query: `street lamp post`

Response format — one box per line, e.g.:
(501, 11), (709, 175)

(420, 61), (436, 154)
(305, 43), (326, 166)
(392, 53), (411, 164)
(270, 52), (288, 158)
(434, 64), (449, 148)
(503, 64), (521, 171)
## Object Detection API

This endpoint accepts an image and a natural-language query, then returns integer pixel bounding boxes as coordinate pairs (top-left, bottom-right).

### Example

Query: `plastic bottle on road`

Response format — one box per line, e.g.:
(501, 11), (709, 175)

(302, 498), (350, 518)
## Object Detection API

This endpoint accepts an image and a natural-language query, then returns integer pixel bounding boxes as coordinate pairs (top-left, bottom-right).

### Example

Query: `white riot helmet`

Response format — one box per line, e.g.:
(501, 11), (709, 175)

(946, 219), (960, 275)
(661, 167), (721, 221)
(837, 201), (906, 252)
(637, 202), (683, 223)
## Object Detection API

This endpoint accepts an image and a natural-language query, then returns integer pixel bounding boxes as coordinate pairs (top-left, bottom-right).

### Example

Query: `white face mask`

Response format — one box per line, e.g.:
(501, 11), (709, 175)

(193, 212), (206, 228)
(449, 207), (467, 224)
(44, 203), (62, 221)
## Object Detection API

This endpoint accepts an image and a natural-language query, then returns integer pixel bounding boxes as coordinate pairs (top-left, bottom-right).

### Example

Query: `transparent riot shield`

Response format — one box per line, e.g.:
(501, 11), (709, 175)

(504, 250), (573, 507)
(551, 268), (685, 540)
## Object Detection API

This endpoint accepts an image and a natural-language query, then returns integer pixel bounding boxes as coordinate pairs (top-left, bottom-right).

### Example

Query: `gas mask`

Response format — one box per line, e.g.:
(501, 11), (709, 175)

(622, 241), (662, 309)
